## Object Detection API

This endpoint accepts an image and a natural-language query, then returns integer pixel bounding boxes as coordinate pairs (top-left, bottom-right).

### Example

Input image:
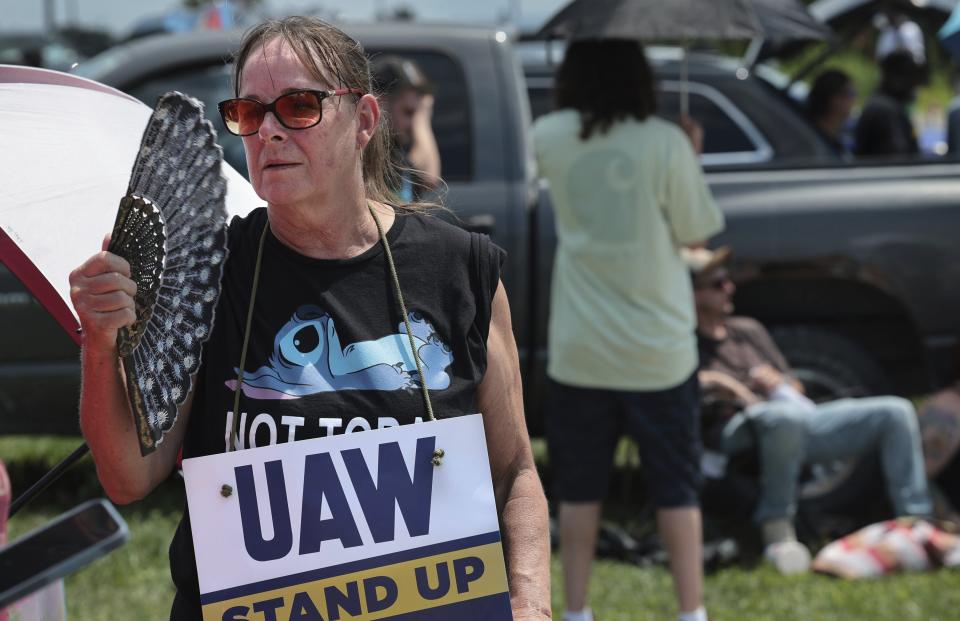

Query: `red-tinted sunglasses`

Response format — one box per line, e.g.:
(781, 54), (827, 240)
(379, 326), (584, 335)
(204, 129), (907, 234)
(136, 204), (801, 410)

(218, 88), (363, 136)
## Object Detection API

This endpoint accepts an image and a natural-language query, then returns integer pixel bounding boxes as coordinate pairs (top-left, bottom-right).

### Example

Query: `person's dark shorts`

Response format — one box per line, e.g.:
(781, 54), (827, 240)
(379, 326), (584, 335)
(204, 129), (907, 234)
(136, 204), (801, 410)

(546, 373), (702, 508)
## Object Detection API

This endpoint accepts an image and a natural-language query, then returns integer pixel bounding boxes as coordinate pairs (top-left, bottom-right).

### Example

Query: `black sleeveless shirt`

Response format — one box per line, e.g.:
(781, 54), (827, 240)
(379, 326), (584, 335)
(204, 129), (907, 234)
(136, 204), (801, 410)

(168, 207), (505, 619)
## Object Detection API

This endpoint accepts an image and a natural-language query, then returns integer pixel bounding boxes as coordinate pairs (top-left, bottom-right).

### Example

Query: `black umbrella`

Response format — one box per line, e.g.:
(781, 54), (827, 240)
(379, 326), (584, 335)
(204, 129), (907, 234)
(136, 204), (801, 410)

(747, 0), (832, 64)
(751, 0), (830, 47)
(536, 0), (828, 43)
(536, 0), (828, 113)
(536, 0), (764, 41)
(754, 0), (831, 45)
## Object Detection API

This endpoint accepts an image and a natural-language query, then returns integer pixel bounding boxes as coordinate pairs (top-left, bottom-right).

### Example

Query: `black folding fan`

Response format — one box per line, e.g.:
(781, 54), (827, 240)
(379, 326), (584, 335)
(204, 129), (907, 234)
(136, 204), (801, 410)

(107, 92), (228, 455)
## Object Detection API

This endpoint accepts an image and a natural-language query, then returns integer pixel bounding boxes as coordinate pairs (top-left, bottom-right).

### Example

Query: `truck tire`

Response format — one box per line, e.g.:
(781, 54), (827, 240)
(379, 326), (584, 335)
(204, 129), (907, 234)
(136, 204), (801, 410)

(769, 326), (889, 528)
(770, 325), (887, 402)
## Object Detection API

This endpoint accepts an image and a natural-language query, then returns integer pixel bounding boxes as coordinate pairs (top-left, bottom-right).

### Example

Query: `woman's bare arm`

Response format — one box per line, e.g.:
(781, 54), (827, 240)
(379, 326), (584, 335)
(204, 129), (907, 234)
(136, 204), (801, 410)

(476, 280), (551, 619)
(70, 239), (189, 504)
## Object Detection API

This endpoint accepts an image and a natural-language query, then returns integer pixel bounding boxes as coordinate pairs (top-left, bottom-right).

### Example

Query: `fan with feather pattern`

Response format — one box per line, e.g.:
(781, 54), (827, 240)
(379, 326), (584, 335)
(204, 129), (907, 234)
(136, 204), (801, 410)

(107, 91), (228, 455)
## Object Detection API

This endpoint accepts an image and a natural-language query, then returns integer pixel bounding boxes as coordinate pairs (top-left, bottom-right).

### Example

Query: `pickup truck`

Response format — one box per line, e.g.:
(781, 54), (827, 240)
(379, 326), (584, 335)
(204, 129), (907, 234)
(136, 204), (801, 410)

(2, 24), (960, 440)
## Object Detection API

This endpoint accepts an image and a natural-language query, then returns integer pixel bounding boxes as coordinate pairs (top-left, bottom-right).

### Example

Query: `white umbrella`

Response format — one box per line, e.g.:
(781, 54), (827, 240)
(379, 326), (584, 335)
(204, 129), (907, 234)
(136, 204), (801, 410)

(1, 65), (263, 512)
(0, 65), (261, 343)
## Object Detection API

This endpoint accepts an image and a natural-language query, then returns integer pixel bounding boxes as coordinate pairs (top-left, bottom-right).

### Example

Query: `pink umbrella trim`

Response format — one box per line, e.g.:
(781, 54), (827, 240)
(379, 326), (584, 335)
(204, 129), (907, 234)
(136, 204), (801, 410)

(0, 229), (81, 345)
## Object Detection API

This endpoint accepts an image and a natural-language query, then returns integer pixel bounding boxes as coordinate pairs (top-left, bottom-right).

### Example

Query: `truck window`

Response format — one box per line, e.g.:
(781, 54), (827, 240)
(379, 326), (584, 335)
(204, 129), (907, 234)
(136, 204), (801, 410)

(658, 81), (772, 165)
(659, 92), (754, 153)
(525, 76), (772, 166)
(367, 50), (472, 183)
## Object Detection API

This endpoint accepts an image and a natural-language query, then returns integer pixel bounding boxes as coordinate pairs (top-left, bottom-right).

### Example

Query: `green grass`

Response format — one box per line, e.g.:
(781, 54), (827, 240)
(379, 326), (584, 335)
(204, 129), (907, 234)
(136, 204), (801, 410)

(2, 436), (183, 620)
(3, 436), (960, 620)
(557, 558), (960, 621)
(8, 504), (179, 621)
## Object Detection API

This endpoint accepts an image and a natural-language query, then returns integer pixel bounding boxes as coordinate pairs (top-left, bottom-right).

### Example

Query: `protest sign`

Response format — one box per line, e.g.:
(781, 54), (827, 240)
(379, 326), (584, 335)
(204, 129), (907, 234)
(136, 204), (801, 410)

(182, 414), (511, 620)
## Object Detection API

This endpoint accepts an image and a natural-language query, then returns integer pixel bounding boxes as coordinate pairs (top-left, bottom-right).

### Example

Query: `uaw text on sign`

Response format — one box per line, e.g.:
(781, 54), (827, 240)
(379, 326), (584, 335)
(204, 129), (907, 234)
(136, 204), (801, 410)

(182, 414), (512, 620)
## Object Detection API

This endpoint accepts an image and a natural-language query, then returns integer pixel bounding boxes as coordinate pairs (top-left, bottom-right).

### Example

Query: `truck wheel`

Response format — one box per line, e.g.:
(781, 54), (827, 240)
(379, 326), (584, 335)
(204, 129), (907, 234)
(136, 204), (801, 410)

(769, 326), (889, 525)
(770, 325), (887, 402)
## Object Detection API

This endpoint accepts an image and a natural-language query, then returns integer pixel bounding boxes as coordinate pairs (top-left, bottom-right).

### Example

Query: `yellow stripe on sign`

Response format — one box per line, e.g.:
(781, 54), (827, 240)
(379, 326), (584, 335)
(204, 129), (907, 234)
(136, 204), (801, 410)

(202, 542), (509, 621)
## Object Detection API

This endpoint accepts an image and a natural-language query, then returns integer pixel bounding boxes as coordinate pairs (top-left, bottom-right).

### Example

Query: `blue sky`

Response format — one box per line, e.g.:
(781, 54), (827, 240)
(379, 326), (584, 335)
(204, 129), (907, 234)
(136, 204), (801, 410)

(3, 0), (568, 36)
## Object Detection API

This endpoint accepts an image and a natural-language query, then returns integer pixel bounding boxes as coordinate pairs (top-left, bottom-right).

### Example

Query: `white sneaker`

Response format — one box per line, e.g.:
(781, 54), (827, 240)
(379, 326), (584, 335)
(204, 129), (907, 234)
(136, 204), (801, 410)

(563, 609), (594, 621)
(764, 540), (812, 575)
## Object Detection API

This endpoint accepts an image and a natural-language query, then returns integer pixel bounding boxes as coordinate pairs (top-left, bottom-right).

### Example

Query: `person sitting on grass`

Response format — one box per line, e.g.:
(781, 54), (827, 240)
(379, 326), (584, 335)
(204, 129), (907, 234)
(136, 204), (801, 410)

(685, 246), (932, 574)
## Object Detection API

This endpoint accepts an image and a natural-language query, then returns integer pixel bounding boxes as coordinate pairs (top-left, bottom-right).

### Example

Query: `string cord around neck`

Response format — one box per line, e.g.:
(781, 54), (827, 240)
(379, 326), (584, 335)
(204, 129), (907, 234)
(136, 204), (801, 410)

(228, 205), (435, 453)
(229, 222), (269, 452)
(368, 203), (435, 422)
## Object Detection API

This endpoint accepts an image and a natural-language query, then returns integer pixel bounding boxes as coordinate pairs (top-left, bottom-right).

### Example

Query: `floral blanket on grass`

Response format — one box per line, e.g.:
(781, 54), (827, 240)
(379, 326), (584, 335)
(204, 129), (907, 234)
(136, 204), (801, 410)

(813, 518), (960, 578)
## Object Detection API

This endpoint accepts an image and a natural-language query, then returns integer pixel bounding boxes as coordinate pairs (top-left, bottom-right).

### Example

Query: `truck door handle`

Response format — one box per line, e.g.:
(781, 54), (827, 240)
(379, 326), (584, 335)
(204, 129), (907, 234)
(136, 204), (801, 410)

(463, 214), (495, 235)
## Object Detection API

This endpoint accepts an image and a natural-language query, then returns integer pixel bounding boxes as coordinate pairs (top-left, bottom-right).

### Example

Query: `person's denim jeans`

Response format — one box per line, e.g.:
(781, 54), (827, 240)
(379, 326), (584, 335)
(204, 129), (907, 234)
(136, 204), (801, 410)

(722, 396), (931, 523)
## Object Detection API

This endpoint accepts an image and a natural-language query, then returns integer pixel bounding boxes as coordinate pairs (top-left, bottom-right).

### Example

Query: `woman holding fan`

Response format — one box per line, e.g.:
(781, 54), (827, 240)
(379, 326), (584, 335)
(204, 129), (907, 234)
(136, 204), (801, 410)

(68, 16), (549, 620)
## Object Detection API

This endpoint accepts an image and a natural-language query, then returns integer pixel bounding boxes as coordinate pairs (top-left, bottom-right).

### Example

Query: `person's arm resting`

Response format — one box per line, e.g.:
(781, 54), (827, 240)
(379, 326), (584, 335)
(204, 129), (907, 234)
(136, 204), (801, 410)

(477, 280), (551, 619)
(698, 369), (760, 406)
(745, 320), (806, 394)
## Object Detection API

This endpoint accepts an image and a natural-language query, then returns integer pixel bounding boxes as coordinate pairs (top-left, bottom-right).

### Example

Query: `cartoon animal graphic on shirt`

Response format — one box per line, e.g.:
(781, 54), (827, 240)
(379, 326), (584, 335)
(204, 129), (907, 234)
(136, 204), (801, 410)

(225, 305), (454, 399)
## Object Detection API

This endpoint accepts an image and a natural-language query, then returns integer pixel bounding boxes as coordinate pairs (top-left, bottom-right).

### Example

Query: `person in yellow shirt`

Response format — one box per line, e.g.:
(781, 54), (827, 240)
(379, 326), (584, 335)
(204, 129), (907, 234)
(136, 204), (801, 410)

(533, 39), (724, 621)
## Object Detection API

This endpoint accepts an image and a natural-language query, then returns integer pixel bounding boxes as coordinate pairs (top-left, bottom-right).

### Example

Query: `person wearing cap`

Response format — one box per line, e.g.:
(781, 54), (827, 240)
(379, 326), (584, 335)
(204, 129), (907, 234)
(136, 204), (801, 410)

(686, 246), (932, 574)
(372, 55), (441, 201)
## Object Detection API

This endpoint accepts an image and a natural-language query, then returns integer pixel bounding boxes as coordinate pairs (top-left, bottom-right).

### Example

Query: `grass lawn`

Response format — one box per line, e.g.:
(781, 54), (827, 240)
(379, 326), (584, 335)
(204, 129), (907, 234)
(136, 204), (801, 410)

(4, 436), (960, 620)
